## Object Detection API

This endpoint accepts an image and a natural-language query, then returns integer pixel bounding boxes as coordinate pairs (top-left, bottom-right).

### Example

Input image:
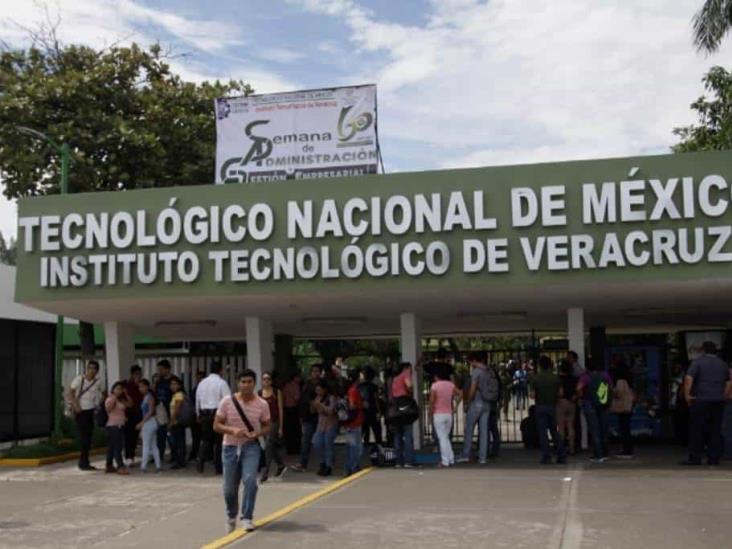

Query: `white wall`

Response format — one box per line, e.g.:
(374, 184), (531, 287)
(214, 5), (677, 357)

(0, 265), (68, 323)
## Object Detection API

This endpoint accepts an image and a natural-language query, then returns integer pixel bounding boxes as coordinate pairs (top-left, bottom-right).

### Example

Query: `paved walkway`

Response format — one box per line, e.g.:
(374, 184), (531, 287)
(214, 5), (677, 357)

(229, 448), (732, 549)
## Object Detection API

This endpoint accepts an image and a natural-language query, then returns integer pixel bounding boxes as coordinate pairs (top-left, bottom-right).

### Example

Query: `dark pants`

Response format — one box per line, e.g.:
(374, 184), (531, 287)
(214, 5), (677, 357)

(157, 423), (169, 461)
(617, 413), (633, 455)
(583, 402), (608, 459)
(170, 424), (187, 466)
(488, 402), (501, 457)
(124, 409), (142, 460)
(536, 404), (565, 461)
(362, 411), (382, 446)
(299, 419), (317, 468)
(106, 425), (125, 468)
(189, 419), (201, 461)
(198, 411), (223, 473)
(75, 409), (94, 467)
(263, 420), (285, 476)
(283, 407), (301, 454)
(689, 401), (725, 464)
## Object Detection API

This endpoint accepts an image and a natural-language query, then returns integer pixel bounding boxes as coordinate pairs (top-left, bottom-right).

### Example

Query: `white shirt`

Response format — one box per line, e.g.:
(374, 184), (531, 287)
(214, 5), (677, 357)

(70, 375), (103, 411)
(196, 373), (231, 414)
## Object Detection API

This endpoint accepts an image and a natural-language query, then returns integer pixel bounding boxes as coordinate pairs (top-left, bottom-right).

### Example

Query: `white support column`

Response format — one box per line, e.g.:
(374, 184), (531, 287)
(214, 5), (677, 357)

(567, 308), (585, 368)
(400, 312), (423, 450)
(567, 307), (588, 450)
(103, 321), (135, 387)
(246, 317), (273, 389)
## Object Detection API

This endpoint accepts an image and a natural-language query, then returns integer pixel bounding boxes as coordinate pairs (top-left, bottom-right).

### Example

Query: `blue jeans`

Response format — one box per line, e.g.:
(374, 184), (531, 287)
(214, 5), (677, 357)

(535, 404), (566, 461)
(105, 425), (124, 468)
(345, 426), (363, 474)
(462, 399), (490, 461)
(222, 443), (261, 520)
(393, 423), (415, 466)
(313, 425), (338, 468)
(299, 420), (317, 468)
(582, 402), (608, 459)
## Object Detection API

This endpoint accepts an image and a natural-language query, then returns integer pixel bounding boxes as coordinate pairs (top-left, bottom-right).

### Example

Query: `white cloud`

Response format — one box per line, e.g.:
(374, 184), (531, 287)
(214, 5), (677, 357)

(170, 60), (298, 94)
(256, 47), (305, 63)
(291, 0), (732, 169)
(0, 179), (17, 240)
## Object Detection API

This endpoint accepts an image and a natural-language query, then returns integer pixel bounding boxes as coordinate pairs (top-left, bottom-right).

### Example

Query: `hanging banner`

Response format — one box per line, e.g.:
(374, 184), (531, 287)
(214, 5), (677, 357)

(215, 84), (378, 184)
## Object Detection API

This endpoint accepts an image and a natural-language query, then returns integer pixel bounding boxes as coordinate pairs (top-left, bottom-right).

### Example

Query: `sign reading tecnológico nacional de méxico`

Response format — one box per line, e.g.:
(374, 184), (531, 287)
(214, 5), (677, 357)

(215, 85), (378, 184)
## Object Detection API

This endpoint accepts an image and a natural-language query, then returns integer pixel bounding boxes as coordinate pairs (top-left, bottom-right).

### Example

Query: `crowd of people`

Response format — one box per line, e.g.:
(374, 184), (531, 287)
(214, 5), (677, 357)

(64, 342), (732, 532)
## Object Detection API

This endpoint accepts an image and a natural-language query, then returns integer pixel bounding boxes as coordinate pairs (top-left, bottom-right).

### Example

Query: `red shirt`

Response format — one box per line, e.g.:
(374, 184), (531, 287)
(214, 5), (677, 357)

(392, 369), (411, 398)
(344, 385), (364, 428)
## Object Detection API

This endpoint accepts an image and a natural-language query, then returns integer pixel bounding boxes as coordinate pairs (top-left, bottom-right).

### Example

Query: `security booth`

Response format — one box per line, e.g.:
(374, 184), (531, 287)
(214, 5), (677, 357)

(12, 149), (732, 449)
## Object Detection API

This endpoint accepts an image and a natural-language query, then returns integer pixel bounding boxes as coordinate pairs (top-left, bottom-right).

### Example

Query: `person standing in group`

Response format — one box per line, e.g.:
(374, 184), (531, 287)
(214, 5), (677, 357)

(136, 378), (161, 473)
(487, 363), (502, 458)
(458, 353), (495, 465)
(214, 370), (271, 533)
(189, 370), (205, 462)
(105, 381), (131, 475)
(281, 372), (302, 454)
(169, 376), (188, 469)
(513, 364), (529, 410)
(66, 361), (104, 471)
(196, 361), (231, 474)
(430, 370), (461, 467)
(343, 368), (365, 477)
(681, 341), (732, 466)
(291, 364), (322, 472)
(391, 362), (416, 468)
(359, 366), (382, 449)
(152, 360), (173, 462)
(422, 348), (454, 384)
(312, 380), (338, 476)
(530, 356), (566, 465)
(123, 365), (143, 467)
(556, 360), (578, 455)
(610, 358), (635, 459)
(577, 361), (613, 463)
(258, 372), (287, 482)
(567, 349), (587, 451)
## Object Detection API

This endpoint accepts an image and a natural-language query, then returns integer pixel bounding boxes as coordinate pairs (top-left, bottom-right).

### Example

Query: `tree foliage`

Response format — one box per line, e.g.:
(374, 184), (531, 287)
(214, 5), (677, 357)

(0, 38), (252, 199)
(692, 0), (732, 53)
(673, 66), (732, 152)
(0, 231), (17, 265)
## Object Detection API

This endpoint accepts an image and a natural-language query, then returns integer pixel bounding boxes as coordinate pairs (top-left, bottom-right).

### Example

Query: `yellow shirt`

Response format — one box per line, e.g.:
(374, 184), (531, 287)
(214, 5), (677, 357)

(170, 391), (185, 421)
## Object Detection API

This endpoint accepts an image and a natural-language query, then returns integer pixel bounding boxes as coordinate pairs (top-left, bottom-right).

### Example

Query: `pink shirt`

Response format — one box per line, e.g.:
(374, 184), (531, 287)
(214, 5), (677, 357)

(431, 380), (455, 414)
(392, 369), (411, 398)
(216, 394), (271, 446)
(105, 395), (126, 427)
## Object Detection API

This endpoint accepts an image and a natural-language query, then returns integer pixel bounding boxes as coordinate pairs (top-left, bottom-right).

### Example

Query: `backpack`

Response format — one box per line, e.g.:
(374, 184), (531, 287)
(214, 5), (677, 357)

(176, 397), (194, 426)
(478, 367), (500, 403)
(95, 401), (108, 427)
(589, 373), (611, 409)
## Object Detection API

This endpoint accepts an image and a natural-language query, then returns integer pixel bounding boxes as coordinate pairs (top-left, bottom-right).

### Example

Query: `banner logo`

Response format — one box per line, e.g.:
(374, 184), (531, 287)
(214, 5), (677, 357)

(337, 105), (374, 142)
(242, 120), (273, 166)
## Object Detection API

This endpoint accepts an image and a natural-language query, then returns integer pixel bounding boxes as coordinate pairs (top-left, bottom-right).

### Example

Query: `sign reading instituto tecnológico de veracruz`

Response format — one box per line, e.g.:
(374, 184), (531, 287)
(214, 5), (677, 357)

(13, 151), (732, 300)
(215, 85), (378, 184)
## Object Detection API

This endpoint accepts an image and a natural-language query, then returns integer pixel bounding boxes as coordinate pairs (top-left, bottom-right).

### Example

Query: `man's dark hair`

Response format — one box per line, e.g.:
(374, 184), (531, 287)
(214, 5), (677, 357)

(436, 347), (448, 361)
(397, 361), (412, 375)
(568, 350), (578, 361)
(317, 379), (331, 393)
(157, 359), (172, 370)
(139, 378), (151, 388)
(239, 368), (257, 382)
(210, 361), (223, 374)
(363, 365), (376, 382)
(87, 360), (100, 371)
(310, 363), (323, 374)
(130, 364), (142, 374)
(467, 351), (485, 363)
(702, 341), (718, 355)
(347, 368), (361, 383)
(170, 375), (182, 386)
(538, 355), (552, 371)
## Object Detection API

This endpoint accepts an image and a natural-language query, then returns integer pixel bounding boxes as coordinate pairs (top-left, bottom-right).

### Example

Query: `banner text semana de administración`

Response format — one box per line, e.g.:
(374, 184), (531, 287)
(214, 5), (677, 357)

(14, 151), (732, 301)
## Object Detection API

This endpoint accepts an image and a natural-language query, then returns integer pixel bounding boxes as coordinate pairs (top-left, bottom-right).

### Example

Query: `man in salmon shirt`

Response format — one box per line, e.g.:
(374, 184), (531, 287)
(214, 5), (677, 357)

(214, 369), (271, 534)
(343, 368), (365, 477)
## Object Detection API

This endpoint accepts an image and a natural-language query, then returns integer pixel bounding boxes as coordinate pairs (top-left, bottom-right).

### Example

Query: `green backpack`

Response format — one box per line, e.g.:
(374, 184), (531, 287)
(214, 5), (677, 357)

(589, 373), (611, 409)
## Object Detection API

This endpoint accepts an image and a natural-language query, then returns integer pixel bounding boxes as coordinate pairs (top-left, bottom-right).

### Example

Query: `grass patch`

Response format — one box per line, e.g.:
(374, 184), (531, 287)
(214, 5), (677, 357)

(1, 430), (107, 460)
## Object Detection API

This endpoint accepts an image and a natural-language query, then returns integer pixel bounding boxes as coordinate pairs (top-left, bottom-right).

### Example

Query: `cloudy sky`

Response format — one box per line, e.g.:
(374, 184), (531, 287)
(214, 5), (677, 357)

(0, 0), (729, 240)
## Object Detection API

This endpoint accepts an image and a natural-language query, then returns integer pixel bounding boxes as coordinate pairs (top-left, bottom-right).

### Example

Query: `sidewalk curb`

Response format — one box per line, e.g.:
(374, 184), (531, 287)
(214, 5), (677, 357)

(201, 467), (374, 549)
(0, 447), (106, 467)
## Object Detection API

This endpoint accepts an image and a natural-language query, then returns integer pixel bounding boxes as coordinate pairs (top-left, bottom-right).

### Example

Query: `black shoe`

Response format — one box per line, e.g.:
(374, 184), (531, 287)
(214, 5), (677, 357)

(79, 464), (97, 471)
(679, 459), (702, 466)
(708, 460), (720, 466)
(540, 457), (552, 465)
(170, 464), (184, 470)
(317, 467), (327, 476)
(557, 458), (567, 465)
(196, 461), (204, 474)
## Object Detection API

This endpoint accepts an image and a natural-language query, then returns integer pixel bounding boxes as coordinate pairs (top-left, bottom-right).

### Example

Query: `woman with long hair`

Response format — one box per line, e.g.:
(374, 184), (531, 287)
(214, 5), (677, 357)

(105, 381), (130, 475)
(391, 362), (416, 468)
(311, 380), (338, 476)
(136, 378), (161, 473)
(610, 359), (635, 458)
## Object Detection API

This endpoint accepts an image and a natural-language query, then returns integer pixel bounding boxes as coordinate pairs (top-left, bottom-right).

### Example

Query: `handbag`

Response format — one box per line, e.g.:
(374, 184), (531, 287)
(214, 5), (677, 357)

(386, 395), (419, 426)
(230, 396), (267, 471)
(610, 380), (634, 414)
(155, 402), (169, 425)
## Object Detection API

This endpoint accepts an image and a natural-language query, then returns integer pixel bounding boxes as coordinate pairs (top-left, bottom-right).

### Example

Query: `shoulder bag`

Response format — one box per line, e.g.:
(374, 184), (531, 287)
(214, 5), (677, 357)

(230, 396), (266, 471)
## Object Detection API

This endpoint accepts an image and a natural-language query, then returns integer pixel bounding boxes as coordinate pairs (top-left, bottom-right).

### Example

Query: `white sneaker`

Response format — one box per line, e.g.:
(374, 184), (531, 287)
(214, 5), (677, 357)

(456, 457), (470, 464)
(478, 460), (487, 465)
(242, 519), (255, 532)
(226, 518), (237, 534)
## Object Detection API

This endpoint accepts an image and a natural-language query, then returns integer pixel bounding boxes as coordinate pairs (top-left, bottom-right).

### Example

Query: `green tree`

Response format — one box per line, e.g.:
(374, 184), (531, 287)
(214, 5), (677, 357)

(0, 231), (17, 265)
(673, 66), (732, 152)
(693, 1), (732, 53)
(0, 39), (251, 199)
